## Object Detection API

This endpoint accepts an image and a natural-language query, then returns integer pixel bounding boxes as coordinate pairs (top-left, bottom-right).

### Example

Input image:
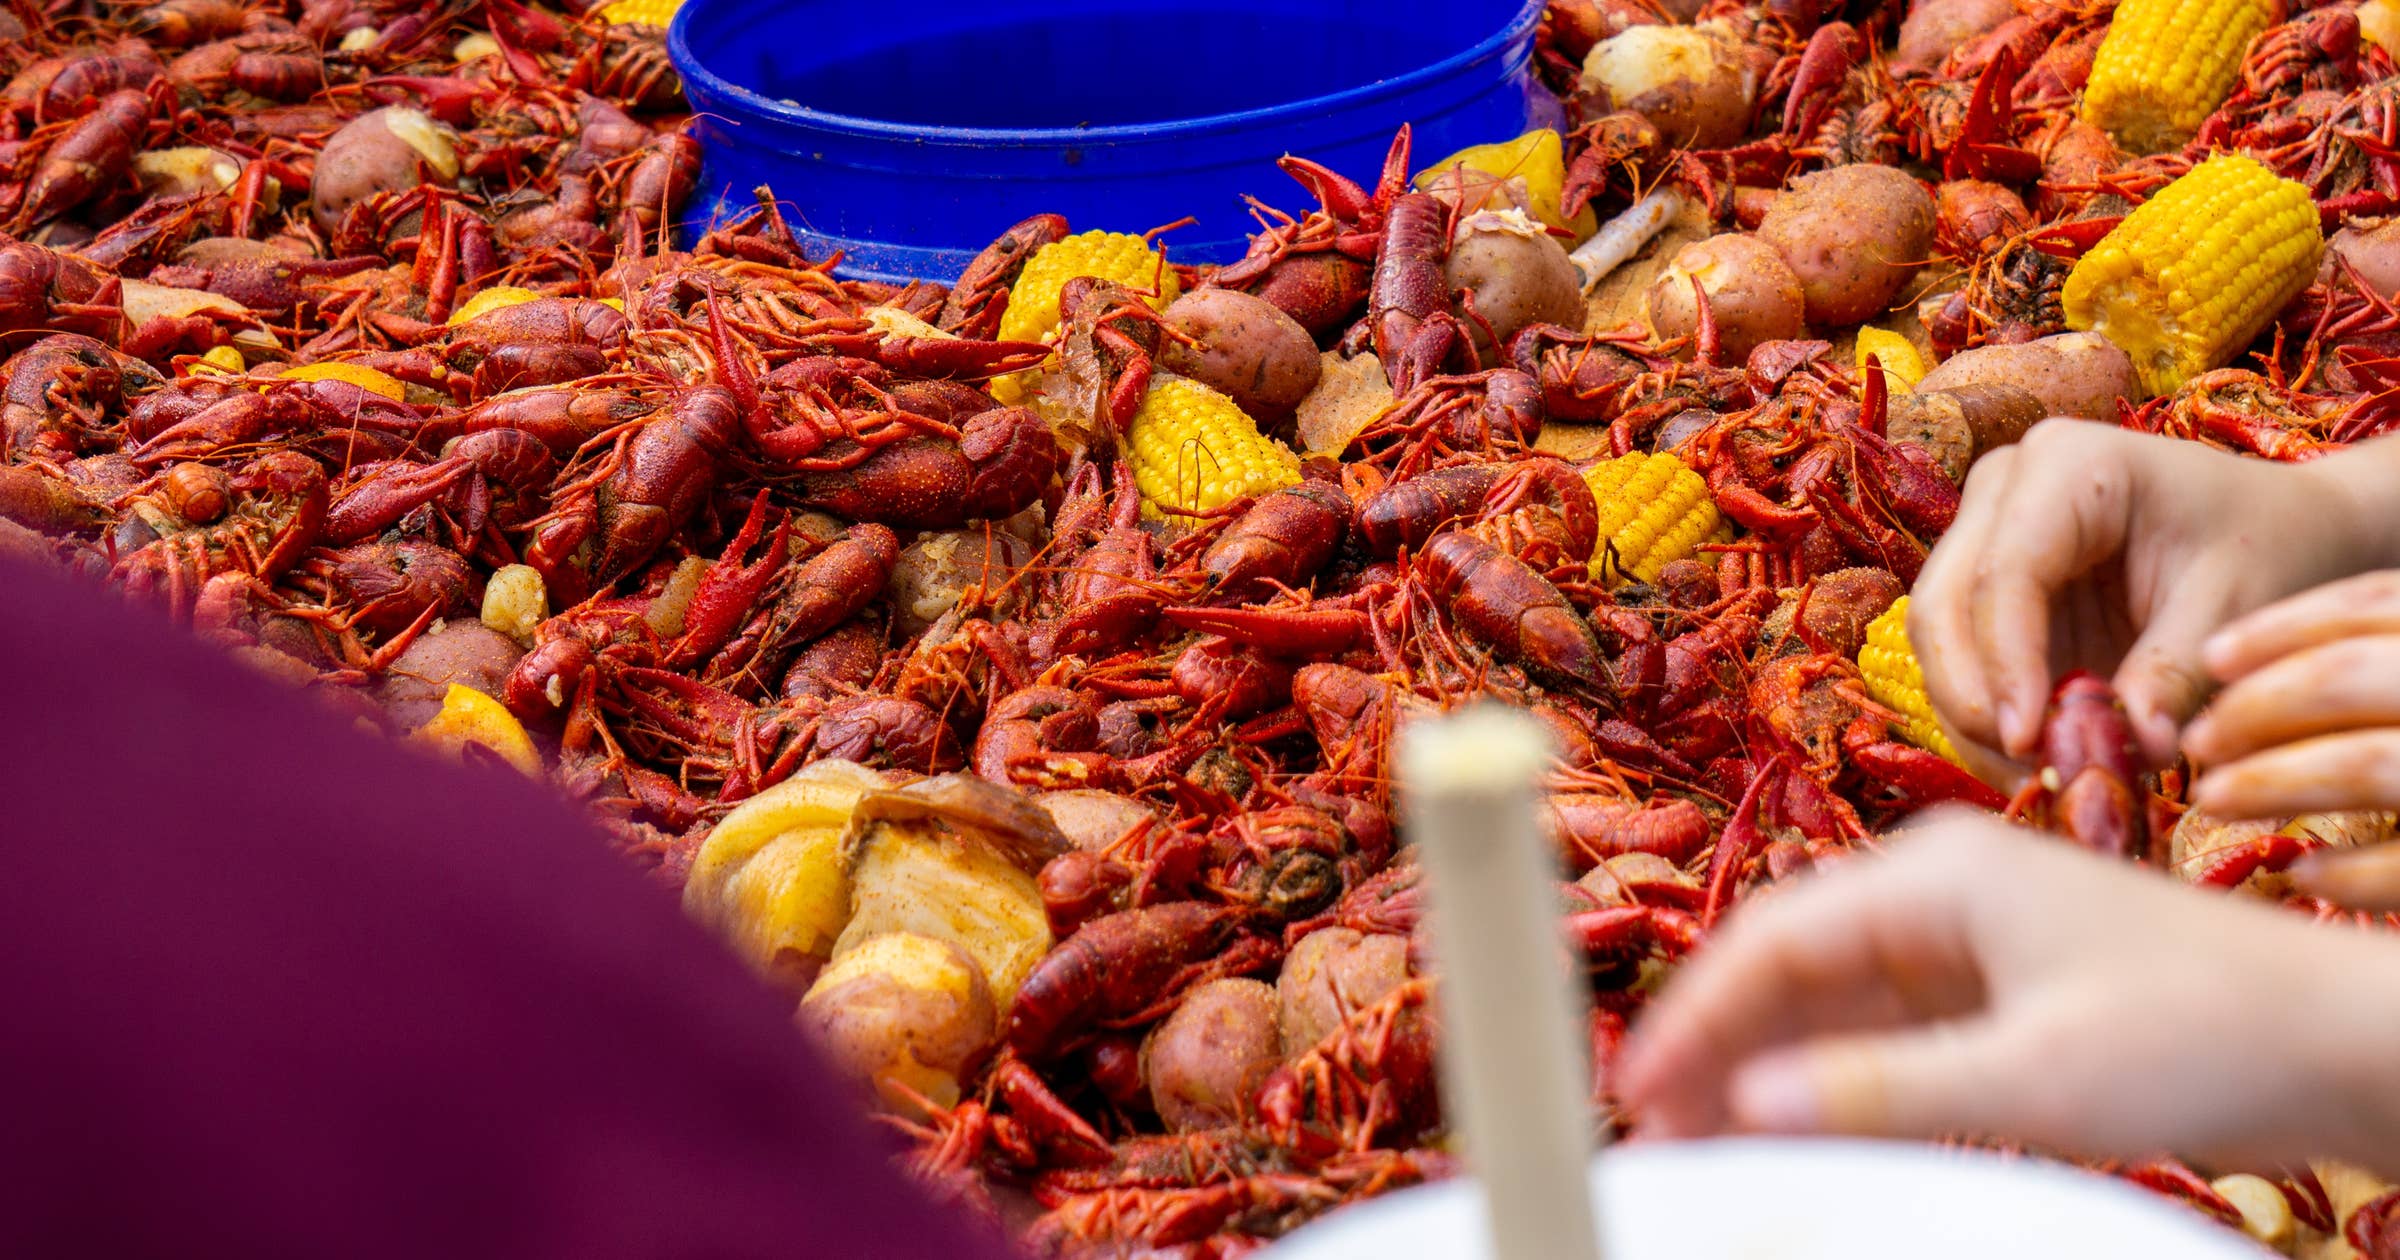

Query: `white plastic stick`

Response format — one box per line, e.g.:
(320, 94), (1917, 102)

(1400, 705), (1603, 1260)
(1570, 188), (1684, 293)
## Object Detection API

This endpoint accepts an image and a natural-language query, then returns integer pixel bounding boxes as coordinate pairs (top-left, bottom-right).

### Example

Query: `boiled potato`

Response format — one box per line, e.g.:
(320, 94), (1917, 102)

(1143, 978), (1281, 1132)
(311, 106), (459, 232)
(1446, 209), (1585, 358)
(1755, 165), (1936, 327)
(1159, 290), (1322, 424)
(1278, 927), (1412, 1056)
(834, 775), (1070, 1007)
(799, 931), (996, 1114)
(683, 759), (891, 995)
(1893, 0), (2016, 73)
(1580, 24), (1757, 150)
(1916, 331), (2147, 421)
(374, 620), (523, 733)
(2330, 218), (2400, 299)
(1644, 233), (1808, 361)
(1035, 789), (1160, 853)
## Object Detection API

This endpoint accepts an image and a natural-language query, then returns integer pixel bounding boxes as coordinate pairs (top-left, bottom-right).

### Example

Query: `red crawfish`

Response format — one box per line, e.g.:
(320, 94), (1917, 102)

(1212, 126), (1412, 337)
(2008, 670), (2150, 860)
(17, 88), (157, 231)
(940, 213), (1069, 339)
(1369, 190), (1464, 393)
(1253, 977), (1441, 1151)
(1200, 479), (1353, 602)
(112, 450), (327, 618)
(1006, 902), (1278, 1060)
(1416, 530), (1609, 693)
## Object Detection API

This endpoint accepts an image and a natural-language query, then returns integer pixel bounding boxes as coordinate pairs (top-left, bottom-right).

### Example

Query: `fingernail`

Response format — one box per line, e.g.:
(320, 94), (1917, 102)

(1996, 702), (2026, 754)
(1730, 1058), (1821, 1134)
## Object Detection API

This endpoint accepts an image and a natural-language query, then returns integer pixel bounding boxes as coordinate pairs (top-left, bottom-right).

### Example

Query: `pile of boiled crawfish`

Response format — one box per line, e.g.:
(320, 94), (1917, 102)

(10, 0), (2400, 1253)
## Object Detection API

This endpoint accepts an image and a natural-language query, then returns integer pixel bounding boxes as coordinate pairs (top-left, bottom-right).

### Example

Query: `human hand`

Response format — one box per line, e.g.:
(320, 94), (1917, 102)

(1613, 812), (2400, 1172)
(2183, 571), (2400, 823)
(1908, 421), (2380, 781)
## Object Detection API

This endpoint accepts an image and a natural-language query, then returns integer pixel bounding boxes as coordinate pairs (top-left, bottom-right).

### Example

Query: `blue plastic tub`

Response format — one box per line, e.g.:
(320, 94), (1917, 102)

(667, 0), (1549, 283)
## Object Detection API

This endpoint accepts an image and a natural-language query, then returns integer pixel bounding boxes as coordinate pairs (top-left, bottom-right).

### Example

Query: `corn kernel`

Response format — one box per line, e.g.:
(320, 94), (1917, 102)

(1581, 452), (1727, 585)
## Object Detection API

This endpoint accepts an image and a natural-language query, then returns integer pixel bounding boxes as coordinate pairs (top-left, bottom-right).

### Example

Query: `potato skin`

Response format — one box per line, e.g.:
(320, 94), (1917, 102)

(1580, 25), (1756, 150)
(799, 932), (997, 1114)
(2330, 219), (2400, 299)
(1144, 978), (1281, 1132)
(1755, 166), (1935, 327)
(311, 106), (459, 232)
(1916, 331), (2146, 421)
(1159, 290), (1322, 423)
(1644, 233), (1808, 361)
(1446, 216), (1586, 358)
(1277, 927), (1412, 1056)
(1893, 0), (2016, 72)
(885, 528), (1029, 640)
(375, 620), (523, 733)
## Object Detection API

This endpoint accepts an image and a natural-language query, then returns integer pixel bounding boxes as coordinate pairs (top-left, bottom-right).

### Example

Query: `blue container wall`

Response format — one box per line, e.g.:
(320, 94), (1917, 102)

(671, 0), (1544, 282)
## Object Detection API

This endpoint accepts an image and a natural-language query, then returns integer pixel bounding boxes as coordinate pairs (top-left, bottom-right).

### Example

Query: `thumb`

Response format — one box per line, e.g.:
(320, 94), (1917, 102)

(2112, 597), (2224, 768)
(1727, 1021), (2028, 1141)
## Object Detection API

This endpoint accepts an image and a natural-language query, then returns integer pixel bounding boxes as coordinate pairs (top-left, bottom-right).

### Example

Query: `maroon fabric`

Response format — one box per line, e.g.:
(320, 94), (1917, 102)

(0, 554), (1010, 1260)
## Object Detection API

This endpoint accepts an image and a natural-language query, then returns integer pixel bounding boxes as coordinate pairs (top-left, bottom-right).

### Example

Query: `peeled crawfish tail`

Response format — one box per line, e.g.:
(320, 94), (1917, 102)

(1201, 479), (1353, 600)
(2023, 670), (2149, 859)
(1007, 902), (1267, 1060)
(1418, 530), (1609, 692)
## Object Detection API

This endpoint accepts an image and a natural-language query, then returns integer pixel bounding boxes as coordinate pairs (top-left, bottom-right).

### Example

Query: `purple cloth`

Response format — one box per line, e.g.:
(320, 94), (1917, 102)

(0, 555), (1010, 1260)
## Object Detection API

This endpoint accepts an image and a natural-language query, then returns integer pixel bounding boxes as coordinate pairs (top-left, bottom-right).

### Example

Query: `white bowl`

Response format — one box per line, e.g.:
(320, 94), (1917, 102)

(1268, 1138), (2265, 1259)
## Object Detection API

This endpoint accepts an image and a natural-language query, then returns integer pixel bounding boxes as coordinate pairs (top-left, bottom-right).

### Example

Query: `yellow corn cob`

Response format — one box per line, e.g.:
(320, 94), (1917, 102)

(1126, 377), (1300, 519)
(1858, 596), (1961, 764)
(1581, 452), (1728, 585)
(596, 0), (680, 26)
(1853, 327), (1925, 388)
(2061, 154), (2322, 396)
(2081, 0), (2277, 154)
(995, 230), (1179, 348)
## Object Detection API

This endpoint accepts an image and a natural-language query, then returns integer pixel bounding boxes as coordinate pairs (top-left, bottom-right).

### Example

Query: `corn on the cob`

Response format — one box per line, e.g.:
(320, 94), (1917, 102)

(2080, 0), (2277, 153)
(277, 361), (408, 402)
(995, 230), (1179, 348)
(2061, 154), (2322, 396)
(1127, 377), (1300, 518)
(1858, 596), (1961, 764)
(596, 0), (680, 26)
(1853, 327), (1926, 388)
(1581, 452), (1728, 585)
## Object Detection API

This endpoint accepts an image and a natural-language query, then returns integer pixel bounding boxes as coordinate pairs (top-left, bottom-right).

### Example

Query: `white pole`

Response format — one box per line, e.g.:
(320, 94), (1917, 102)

(1400, 704), (1604, 1260)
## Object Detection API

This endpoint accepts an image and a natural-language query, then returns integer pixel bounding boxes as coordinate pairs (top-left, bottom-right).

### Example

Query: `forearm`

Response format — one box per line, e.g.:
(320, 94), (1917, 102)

(2296, 928), (2400, 1179)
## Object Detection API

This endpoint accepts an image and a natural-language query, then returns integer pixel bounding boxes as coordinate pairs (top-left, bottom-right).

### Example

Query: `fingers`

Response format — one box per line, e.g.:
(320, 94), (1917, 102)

(1615, 822), (1993, 1138)
(2202, 571), (2400, 683)
(2292, 845), (2400, 912)
(2183, 636), (2400, 766)
(1967, 450), (2134, 758)
(2111, 584), (2234, 767)
(1726, 1019), (2034, 1140)
(2190, 730), (2400, 819)
(1913, 446), (2017, 756)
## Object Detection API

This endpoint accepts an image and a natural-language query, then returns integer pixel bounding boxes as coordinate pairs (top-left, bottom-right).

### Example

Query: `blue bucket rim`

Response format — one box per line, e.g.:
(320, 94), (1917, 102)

(667, 0), (1546, 147)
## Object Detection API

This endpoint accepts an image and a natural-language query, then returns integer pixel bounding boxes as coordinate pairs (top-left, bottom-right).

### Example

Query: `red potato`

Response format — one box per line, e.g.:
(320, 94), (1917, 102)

(1644, 233), (1808, 361)
(1580, 24), (1758, 150)
(1916, 331), (2146, 421)
(1143, 977), (1281, 1132)
(2329, 219), (2400, 299)
(1446, 209), (1586, 358)
(1886, 381), (2045, 481)
(1159, 290), (1322, 425)
(374, 619), (524, 733)
(1894, 0), (2017, 73)
(310, 105), (460, 232)
(1755, 165), (1937, 327)
(1277, 927), (1412, 1056)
